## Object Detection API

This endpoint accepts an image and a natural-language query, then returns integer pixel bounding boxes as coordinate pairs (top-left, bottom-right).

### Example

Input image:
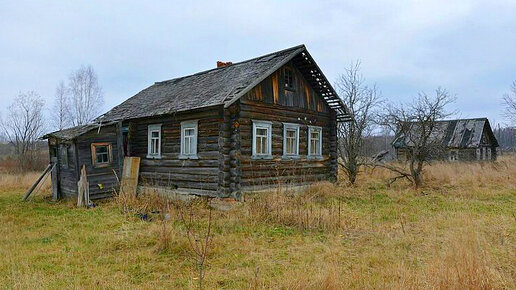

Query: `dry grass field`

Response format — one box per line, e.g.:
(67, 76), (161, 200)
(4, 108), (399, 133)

(0, 157), (515, 289)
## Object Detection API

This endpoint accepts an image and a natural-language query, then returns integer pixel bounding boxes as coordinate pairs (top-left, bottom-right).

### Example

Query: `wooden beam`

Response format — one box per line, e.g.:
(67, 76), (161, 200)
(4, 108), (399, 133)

(23, 163), (54, 201)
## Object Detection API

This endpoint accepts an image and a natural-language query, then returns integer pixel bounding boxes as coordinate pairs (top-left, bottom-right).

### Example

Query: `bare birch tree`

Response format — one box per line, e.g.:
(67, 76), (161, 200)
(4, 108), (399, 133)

(503, 81), (516, 124)
(335, 61), (382, 184)
(1, 91), (46, 170)
(378, 88), (455, 188)
(68, 65), (104, 126)
(51, 80), (71, 130)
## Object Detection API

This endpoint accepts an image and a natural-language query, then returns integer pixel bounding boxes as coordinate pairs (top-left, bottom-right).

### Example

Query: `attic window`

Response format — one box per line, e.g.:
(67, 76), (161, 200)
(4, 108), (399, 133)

(284, 68), (295, 90)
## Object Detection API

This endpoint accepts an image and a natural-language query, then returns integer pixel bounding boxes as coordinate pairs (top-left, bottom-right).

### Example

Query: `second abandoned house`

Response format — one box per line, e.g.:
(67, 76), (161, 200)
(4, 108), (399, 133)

(43, 45), (351, 200)
(392, 118), (499, 162)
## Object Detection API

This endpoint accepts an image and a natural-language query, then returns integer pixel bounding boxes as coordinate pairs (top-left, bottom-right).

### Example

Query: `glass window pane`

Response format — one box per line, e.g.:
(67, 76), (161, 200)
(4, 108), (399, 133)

(152, 131), (159, 138)
(257, 128), (267, 136)
(185, 128), (194, 136)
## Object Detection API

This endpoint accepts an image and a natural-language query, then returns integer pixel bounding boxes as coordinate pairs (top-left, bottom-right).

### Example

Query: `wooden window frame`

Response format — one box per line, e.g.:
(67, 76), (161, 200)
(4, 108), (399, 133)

(282, 123), (300, 159)
(284, 67), (295, 91)
(307, 126), (323, 158)
(252, 120), (273, 159)
(147, 124), (162, 159)
(180, 120), (199, 159)
(449, 149), (459, 161)
(91, 142), (113, 168)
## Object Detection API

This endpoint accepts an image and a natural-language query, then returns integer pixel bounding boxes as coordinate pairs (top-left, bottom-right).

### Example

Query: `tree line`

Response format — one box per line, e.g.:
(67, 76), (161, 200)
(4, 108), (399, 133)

(0, 65), (104, 171)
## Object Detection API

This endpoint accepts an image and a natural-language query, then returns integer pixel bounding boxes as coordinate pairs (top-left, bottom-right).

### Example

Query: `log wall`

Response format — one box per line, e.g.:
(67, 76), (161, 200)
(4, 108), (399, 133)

(126, 107), (222, 196)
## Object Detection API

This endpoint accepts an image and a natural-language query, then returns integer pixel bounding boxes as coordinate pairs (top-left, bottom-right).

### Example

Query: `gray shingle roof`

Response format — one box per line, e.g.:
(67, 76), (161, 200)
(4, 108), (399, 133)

(42, 122), (117, 140)
(392, 118), (499, 149)
(97, 44), (349, 122)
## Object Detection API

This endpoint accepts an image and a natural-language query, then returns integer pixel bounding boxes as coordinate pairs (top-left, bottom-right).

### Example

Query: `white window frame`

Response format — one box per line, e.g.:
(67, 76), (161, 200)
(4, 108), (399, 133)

(180, 120), (199, 159)
(147, 124), (162, 159)
(449, 149), (459, 161)
(252, 120), (273, 159)
(307, 125), (323, 158)
(282, 123), (300, 158)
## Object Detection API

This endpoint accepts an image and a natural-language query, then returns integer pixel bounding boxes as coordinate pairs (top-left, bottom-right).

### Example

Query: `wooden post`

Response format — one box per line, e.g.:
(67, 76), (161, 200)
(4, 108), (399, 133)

(217, 107), (231, 197)
(77, 165), (89, 207)
(51, 156), (60, 200)
(116, 121), (125, 178)
(228, 102), (242, 200)
(329, 111), (338, 183)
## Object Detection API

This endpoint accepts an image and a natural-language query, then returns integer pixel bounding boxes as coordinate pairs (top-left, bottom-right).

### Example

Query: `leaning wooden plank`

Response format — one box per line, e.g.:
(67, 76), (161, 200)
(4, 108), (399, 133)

(120, 157), (140, 196)
(23, 163), (54, 201)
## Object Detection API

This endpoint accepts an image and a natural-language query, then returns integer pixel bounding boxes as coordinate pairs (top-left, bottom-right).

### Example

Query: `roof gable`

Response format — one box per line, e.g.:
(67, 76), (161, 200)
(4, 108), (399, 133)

(97, 45), (349, 123)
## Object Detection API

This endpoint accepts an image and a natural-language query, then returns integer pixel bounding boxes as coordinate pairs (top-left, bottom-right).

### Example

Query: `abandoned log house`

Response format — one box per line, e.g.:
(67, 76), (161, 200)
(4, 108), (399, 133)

(392, 118), (499, 162)
(43, 45), (351, 200)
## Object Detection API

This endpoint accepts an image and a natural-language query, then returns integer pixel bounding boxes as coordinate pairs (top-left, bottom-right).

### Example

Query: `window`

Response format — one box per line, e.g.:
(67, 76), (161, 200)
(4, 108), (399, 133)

(284, 67), (295, 90)
(91, 143), (113, 167)
(283, 123), (300, 158)
(449, 150), (458, 161)
(60, 145), (69, 169)
(308, 126), (322, 157)
(180, 120), (198, 159)
(252, 120), (272, 159)
(147, 124), (162, 159)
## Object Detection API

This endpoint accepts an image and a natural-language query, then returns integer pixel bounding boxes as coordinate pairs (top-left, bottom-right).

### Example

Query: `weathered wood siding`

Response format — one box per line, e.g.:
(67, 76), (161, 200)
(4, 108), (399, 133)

(76, 125), (120, 199)
(126, 108), (222, 196)
(57, 141), (78, 198)
(238, 63), (338, 191)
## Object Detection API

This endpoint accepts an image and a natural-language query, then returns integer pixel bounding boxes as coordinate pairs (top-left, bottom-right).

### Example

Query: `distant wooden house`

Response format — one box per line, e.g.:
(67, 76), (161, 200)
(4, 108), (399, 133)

(43, 45), (350, 200)
(392, 118), (499, 162)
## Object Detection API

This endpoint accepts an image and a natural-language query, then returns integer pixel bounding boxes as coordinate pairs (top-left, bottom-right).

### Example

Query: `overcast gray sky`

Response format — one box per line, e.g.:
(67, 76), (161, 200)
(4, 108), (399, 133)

(1, 0), (515, 129)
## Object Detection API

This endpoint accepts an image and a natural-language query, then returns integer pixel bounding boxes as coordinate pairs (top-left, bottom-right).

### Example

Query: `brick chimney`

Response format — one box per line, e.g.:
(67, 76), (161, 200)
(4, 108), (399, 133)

(217, 61), (233, 68)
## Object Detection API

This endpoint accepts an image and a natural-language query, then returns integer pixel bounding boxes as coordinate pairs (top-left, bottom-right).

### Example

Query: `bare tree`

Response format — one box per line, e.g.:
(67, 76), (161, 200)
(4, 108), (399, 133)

(503, 81), (516, 124)
(1, 91), (46, 170)
(51, 81), (71, 130)
(335, 61), (382, 184)
(68, 65), (104, 126)
(378, 88), (455, 188)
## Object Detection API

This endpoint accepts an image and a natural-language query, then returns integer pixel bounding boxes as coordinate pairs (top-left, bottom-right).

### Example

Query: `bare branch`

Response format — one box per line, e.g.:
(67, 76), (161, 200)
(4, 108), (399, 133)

(378, 88), (455, 188)
(68, 65), (104, 126)
(335, 61), (383, 184)
(503, 81), (516, 125)
(1, 91), (46, 170)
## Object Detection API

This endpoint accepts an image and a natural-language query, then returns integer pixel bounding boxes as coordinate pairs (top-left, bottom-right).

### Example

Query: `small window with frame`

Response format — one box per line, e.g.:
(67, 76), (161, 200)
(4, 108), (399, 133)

(284, 67), (295, 91)
(308, 126), (322, 158)
(147, 124), (162, 159)
(252, 120), (273, 159)
(282, 123), (300, 158)
(449, 149), (459, 161)
(180, 120), (199, 159)
(91, 142), (113, 168)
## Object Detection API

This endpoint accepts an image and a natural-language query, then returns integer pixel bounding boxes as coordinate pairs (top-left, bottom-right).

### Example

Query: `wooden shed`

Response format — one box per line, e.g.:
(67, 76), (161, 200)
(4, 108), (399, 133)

(43, 45), (351, 200)
(392, 118), (499, 162)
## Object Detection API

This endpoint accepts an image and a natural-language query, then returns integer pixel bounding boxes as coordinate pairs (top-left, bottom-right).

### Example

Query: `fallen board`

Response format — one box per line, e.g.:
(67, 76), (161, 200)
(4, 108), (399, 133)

(121, 157), (141, 196)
